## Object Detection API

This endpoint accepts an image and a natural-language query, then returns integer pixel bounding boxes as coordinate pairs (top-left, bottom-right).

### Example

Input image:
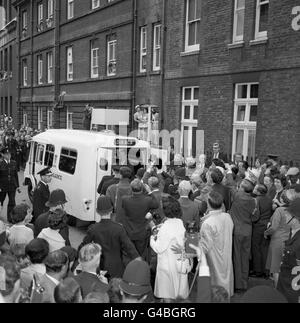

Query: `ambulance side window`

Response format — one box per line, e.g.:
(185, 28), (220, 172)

(59, 148), (77, 175)
(44, 145), (55, 167)
(35, 144), (45, 165)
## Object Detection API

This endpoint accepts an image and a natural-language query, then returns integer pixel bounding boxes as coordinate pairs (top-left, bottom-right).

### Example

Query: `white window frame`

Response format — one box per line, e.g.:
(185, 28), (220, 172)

(22, 10), (28, 30)
(181, 87), (199, 157)
(67, 109), (73, 129)
(47, 109), (53, 129)
(47, 0), (54, 18)
(232, 83), (259, 160)
(92, 0), (100, 9)
(38, 107), (43, 130)
(37, 55), (43, 85)
(23, 60), (28, 86)
(153, 24), (161, 71)
(47, 52), (53, 84)
(91, 45), (99, 78)
(67, 0), (74, 20)
(23, 113), (28, 127)
(233, 0), (245, 43)
(140, 26), (147, 73)
(38, 3), (43, 25)
(254, 0), (269, 40)
(67, 46), (73, 81)
(185, 0), (201, 52)
(107, 40), (116, 76)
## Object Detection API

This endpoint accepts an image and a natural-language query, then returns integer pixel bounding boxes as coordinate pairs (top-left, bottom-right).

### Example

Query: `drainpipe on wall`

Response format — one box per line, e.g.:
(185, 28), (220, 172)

(131, 0), (137, 134)
(16, 5), (21, 127)
(54, 0), (60, 129)
(30, 0), (34, 127)
(160, 0), (167, 131)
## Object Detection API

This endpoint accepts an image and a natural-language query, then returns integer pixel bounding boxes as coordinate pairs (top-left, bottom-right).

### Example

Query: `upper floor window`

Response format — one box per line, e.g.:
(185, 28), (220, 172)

(67, 46), (73, 81)
(47, 52), (53, 84)
(255, 0), (269, 40)
(67, 0), (74, 20)
(140, 26), (147, 73)
(185, 0), (201, 52)
(22, 10), (28, 32)
(233, 0), (245, 43)
(153, 24), (161, 71)
(91, 42), (99, 78)
(38, 3), (43, 25)
(22, 59), (28, 86)
(37, 55), (43, 85)
(107, 39), (116, 76)
(92, 0), (100, 9)
(47, 0), (54, 18)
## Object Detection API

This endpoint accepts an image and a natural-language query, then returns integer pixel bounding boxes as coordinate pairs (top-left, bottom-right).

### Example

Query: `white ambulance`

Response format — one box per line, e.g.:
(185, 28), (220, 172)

(24, 129), (166, 224)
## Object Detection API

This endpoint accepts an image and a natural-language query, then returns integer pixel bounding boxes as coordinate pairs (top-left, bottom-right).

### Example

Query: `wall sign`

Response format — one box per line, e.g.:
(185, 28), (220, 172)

(292, 6), (300, 31)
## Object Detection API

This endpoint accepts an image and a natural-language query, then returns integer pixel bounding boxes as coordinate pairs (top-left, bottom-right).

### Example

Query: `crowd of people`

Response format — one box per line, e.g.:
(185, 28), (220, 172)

(0, 140), (299, 304)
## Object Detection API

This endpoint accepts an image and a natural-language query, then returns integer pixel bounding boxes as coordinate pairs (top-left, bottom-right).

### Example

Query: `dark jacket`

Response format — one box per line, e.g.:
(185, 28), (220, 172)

(122, 193), (159, 240)
(277, 230), (300, 303)
(230, 191), (256, 236)
(212, 183), (231, 212)
(78, 219), (139, 279)
(97, 175), (113, 195)
(253, 195), (273, 227)
(74, 272), (109, 299)
(32, 181), (50, 220)
(100, 177), (120, 196)
(178, 197), (200, 230)
(0, 159), (19, 191)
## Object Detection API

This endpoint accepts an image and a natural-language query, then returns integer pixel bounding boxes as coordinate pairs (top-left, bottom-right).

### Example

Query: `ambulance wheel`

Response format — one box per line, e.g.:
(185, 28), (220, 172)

(28, 182), (34, 203)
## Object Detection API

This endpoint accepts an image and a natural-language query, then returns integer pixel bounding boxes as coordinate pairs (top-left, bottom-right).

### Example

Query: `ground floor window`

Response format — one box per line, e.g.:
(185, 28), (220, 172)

(232, 83), (258, 161)
(23, 113), (28, 127)
(47, 109), (53, 129)
(67, 108), (73, 129)
(38, 107), (44, 130)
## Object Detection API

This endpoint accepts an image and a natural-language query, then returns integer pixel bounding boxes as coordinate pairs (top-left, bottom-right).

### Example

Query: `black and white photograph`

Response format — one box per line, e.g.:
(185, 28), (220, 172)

(0, 0), (299, 309)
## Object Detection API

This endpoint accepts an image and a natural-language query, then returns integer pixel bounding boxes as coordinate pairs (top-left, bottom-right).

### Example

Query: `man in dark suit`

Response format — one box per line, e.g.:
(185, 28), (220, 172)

(98, 165), (121, 196)
(32, 167), (52, 223)
(122, 179), (159, 259)
(75, 243), (109, 298)
(208, 142), (228, 165)
(78, 196), (140, 279)
(0, 147), (20, 223)
(210, 168), (232, 212)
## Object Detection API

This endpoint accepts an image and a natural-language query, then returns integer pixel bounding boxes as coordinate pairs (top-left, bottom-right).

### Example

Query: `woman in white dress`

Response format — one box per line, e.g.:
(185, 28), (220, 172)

(150, 196), (189, 301)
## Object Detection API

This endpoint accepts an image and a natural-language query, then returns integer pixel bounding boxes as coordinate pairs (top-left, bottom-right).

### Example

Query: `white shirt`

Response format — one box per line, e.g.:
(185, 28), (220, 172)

(8, 224), (34, 246)
(45, 274), (60, 286)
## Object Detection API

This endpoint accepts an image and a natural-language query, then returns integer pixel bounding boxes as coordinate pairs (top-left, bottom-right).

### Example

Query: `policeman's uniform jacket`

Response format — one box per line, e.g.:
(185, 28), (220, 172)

(0, 159), (19, 192)
(32, 181), (50, 219)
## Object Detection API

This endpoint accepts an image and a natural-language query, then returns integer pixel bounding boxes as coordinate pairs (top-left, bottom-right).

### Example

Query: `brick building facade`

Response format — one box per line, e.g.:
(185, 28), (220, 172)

(11, 0), (300, 164)
(0, 0), (17, 123)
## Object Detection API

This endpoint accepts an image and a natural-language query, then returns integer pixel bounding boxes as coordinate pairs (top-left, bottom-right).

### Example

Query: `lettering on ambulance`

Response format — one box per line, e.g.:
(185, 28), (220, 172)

(291, 266), (300, 291)
(52, 173), (63, 181)
(292, 6), (300, 31)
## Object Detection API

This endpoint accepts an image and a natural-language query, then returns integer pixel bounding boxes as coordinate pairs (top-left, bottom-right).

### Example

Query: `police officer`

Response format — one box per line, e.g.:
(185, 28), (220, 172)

(32, 166), (52, 223)
(0, 147), (20, 223)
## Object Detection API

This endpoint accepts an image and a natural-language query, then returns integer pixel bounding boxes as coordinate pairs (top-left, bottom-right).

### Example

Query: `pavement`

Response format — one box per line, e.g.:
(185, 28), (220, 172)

(0, 171), (274, 302)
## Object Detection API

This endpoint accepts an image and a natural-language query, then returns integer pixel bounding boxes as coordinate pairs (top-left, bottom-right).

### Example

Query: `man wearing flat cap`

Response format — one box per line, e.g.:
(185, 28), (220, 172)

(32, 167), (52, 223)
(0, 147), (20, 223)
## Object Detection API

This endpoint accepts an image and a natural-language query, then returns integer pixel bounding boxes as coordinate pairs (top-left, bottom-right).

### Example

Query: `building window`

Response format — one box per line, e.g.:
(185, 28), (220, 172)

(47, 109), (53, 129)
(233, 0), (245, 43)
(181, 87), (199, 157)
(67, 0), (74, 20)
(37, 3), (44, 31)
(59, 148), (77, 175)
(23, 113), (28, 127)
(107, 40), (116, 76)
(37, 54), (43, 84)
(185, 0), (201, 52)
(92, 0), (100, 9)
(91, 43), (99, 78)
(255, 0), (269, 40)
(140, 26), (147, 72)
(47, 0), (54, 27)
(232, 83), (259, 161)
(153, 24), (161, 71)
(67, 109), (73, 129)
(47, 52), (53, 84)
(67, 46), (73, 81)
(22, 10), (28, 37)
(23, 59), (28, 86)
(38, 107), (44, 130)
